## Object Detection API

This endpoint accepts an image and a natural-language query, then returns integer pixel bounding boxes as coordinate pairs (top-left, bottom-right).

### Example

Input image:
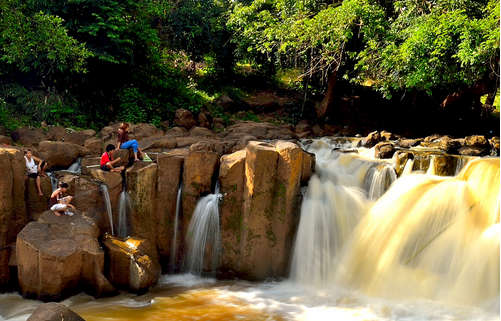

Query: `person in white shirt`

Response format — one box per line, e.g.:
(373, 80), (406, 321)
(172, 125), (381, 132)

(24, 149), (45, 196)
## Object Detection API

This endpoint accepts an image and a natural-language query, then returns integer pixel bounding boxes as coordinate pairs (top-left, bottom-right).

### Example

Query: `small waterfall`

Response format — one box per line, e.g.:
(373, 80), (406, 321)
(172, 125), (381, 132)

(426, 155), (436, 175)
(47, 172), (59, 191)
(170, 182), (183, 272)
(455, 157), (469, 175)
(67, 157), (82, 174)
(118, 191), (131, 238)
(185, 186), (222, 275)
(366, 164), (397, 200)
(402, 158), (415, 176)
(99, 184), (114, 235)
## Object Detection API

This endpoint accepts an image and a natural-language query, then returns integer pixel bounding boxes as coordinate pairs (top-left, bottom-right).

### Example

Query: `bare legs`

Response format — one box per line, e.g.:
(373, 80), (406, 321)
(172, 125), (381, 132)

(35, 176), (43, 196)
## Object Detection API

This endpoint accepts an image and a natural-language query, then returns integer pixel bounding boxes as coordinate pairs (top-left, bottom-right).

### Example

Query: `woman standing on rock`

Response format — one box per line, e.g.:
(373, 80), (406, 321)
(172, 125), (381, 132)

(24, 149), (46, 196)
(116, 123), (142, 162)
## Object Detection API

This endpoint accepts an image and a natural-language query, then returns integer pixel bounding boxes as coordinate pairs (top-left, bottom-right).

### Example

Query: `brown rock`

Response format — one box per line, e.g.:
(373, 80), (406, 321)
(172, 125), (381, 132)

(380, 130), (397, 141)
(198, 111), (212, 128)
(295, 121), (311, 135)
(27, 302), (85, 321)
(111, 149), (133, 167)
(189, 126), (214, 137)
(219, 150), (246, 272)
(126, 163), (158, 247)
(103, 235), (160, 292)
(397, 138), (423, 148)
(213, 118), (225, 132)
(155, 152), (184, 268)
(458, 146), (487, 156)
(17, 212), (115, 301)
(311, 124), (324, 137)
(438, 136), (462, 154)
(46, 126), (67, 141)
(489, 136), (500, 155)
(38, 141), (87, 169)
(11, 128), (46, 146)
(176, 136), (199, 148)
(64, 130), (96, 146)
(0, 135), (13, 145)
(128, 123), (163, 140)
(301, 150), (315, 184)
(465, 135), (489, 148)
(362, 131), (381, 148)
(166, 127), (188, 137)
(0, 148), (27, 289)
(374, 142), (396, 159)
(26, 175), (52, 218)
(215, 95), (234, 110)
(84, 137), (103, 154)
(140, 136), (177, 151)
(174, 109), (197, 129)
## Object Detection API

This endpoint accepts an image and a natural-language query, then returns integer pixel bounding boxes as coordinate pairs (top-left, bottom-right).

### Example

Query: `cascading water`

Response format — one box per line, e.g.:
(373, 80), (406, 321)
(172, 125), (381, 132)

(47, 172), (59, 191)
(67, 157), (82, 174)
(292, 138), (500, 309)
(185, 183), (222, 275)
(402, 157), (415, 175)
(117, 191), (131, 238)
(99, 184), (114, 235)
(426, 154), (437, 175)
(365, 164), (397, 200)
(170, 182), (183, 272)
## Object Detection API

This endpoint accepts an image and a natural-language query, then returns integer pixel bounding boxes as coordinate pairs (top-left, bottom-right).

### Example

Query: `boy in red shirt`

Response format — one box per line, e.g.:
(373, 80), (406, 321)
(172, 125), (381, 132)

(101, 144), (125, 172)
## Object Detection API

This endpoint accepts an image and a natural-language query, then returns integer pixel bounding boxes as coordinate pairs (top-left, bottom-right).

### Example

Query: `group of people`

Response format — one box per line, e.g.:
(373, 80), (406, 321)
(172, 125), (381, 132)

(24, 122), (142, 216)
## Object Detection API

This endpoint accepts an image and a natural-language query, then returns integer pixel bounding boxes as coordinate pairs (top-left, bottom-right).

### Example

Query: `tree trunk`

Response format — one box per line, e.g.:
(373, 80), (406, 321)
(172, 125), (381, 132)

(315, 70), (337, 119)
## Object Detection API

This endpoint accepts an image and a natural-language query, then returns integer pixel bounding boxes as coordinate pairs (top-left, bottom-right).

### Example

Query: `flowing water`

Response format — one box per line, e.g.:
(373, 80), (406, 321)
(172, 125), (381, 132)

(118, 191), (132, 238)
(185, 184), (222, 275)
(67, 157), (82, 174)
(170, 182), (183, 272)
(99, 184), (115, 236)
(0, 138), (498, 321)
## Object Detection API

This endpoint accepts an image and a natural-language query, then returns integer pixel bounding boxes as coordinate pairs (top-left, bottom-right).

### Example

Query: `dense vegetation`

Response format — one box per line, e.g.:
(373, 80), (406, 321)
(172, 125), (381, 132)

(0, 0), (498, 132)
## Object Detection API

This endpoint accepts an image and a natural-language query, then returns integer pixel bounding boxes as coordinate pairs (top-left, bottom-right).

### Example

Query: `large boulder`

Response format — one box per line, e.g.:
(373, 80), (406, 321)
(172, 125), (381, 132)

(189, 126), (214, 137)
(0, 148), (27, 290)
(397, 138), (423, 148)
(362, 131), (382, 148)
(83, 137), (103, 155)
(197, 111), (212, 128)
(25, 175), (52, 218)
(174, 109), (197, 129)
(11, 128), (46, 146)
(460, 135), (490, 156)
(16, 212), (115, 301)
(27, 303), (85, 321)
(374, 142), (396, 159)
(103, 235), (160, 292)
(46, 126), (67, 141)
(64, 130), (96, 146)
(155, 151), (185, 269)
(0, 135), (13, 145)
(38, 141), (87, 169)
(224, 121), (296, 140)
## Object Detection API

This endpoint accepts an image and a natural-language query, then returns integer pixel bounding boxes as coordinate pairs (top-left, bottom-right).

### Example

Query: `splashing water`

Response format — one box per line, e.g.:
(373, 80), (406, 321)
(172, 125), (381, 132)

(170, 182), (183, 272)
(118, 191), (131, 238)
(67, 157), (82, 174)
(185, 186), (222, 275)
(365, 164), (397, 200)
(402, 158), (414, 175)
(99, 184), (114, 235)
(293, 138), (500, 310)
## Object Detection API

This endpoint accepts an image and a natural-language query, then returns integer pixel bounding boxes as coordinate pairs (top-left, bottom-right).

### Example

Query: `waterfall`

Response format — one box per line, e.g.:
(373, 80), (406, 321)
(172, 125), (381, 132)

(47, 172), (59, 191)
(185, 185), (222, 275)
(366, 164), (397, 200)
(67, 157), (82, 174)
(170, 182), (183, 272)
(426, 155), (436, 175)
(402, 158), (415, 175)
(99, 184), (114, 235)
(291, 139), (500, 306)
(118, 191), (131, 238)
(455, 157), (469, 175)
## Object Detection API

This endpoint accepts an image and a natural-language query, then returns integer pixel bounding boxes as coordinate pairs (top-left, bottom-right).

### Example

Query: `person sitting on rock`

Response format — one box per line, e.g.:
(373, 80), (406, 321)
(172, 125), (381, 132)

(49, 182), (70, 208)
(116, 122), (142, 162)
(50, 192), (75, 217)
(24, 149), (47, 196)
(101, 144), (125, 172)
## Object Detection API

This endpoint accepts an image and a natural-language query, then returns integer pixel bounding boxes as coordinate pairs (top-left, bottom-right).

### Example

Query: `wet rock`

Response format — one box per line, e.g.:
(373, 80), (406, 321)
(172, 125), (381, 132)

(166, 126), (188, 137)
(219, 150), (246, 272)
(397, 138), (423, 148)
(17, 212), (115, 301)
(174, 109), (197, 129)
(458, 146), (487, 156)
(103, 235), (160, 293)
(311, 124), (324, 137)
(489, 136), (500, 155)
(11, 128), (46, 146)
(126, 163), (158, 247)
(380, 130), (397, 141)
(438, 136), (462, 154)
(38, 141), (87, 169)
(0, 148), (27, 289)
(294, 121), (311, 136)
(198, 111), (212, 128)
(362, 131), (381, 148)
(461, 135), (490, 156)
(27, 302), (85, 321)
(155, 151), (184, 268)
(301, 150), (315, 184)
(26, 175), (52, 218)
(374, 142), (396, 159)
(0, 135), (13, 145)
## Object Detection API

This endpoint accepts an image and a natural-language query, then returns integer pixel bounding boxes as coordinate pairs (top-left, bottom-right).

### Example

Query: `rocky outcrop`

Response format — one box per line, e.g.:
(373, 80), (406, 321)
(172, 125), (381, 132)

(374, 142), (396, 159)
(0, 135), (13, 145)
(174, 109), (197, 129)
(25, 175), (52, 218)
(155, 151), (185, 269)
(362, 131), (382, 148)
(27, 303), (85, 321)
(223, 121), (296, 141)
(38, 141), (87, 169)
(11, 128), (46, 146)
(103, 235), (160, 292)
(219, 141), (314, 280)
(126, 163), (158, 248)
(16, 212), (115, 301)
(0, 148), (27, 290)
(459, 135), (490, 156)
(197, 111), (212, 128)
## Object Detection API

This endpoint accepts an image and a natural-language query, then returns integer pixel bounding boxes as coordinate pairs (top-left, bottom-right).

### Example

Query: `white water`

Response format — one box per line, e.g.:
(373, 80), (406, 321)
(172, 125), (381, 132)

(66, 157), (82, 174)
(170, 182), (183, 272)
(366, 164), (397, 200)
(185, 184), (222, 275)
(117, 191), (131, 238)
(99, 184), (114, 235)
(402, 158), (414, 175)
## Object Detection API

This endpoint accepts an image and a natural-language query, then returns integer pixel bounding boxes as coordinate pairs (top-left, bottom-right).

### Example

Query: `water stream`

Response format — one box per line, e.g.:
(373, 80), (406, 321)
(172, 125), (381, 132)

(117, 191), (131, 238)
(99, 184), (115, 236)
(170, 182), (183, 272)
